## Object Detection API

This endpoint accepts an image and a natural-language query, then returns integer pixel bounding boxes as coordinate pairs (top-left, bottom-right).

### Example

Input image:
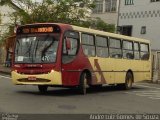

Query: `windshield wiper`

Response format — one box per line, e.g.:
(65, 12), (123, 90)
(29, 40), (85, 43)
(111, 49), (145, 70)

(34, 38), (40, 58)
(16, 40), (20, 54)
(24, 41), (33, 62)
(41, 39), (54, 58)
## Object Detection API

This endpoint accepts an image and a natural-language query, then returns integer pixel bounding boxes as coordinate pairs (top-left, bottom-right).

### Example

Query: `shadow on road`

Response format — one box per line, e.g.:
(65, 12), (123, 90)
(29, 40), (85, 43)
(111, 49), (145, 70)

(15, 85), (146, 97)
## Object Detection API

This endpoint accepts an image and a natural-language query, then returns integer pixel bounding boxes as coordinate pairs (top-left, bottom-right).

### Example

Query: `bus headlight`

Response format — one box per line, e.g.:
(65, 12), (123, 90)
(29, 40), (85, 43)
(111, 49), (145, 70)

(51, 70), (54, 73)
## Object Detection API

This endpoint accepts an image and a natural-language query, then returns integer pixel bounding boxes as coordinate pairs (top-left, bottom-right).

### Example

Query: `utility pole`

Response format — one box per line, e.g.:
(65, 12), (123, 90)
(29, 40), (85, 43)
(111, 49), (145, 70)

(116, 0), (121, 34)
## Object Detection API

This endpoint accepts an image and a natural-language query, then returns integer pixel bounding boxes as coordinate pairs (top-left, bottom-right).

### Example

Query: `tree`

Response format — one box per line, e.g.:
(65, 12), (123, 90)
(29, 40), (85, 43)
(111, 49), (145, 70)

(9, 0), (93, 24)
(0, 0), (19, 43)
(92, 17), (115, 33)
(9, 0), (115, 32)
(1, 0), (115, 34)
(0, 0), (11, 6)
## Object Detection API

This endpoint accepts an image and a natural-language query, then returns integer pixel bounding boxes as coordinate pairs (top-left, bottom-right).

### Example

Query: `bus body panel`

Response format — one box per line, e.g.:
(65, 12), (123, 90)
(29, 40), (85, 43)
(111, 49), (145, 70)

(88, 57), (114, 84)
(61, 47), (94, 86)
(11, 70), (62, 85)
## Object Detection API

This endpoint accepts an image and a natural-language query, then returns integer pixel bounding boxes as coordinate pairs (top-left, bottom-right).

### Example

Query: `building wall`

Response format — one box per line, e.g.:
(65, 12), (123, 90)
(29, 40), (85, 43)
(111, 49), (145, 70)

(0, 5), (15, 36)
(0, 4), (16, 64)
(118, 0), (160, 49)
(91, 0), (119, 25)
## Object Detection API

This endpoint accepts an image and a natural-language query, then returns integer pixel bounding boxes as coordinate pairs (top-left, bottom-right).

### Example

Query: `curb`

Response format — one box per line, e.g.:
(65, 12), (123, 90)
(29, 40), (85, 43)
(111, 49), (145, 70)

(137, 80), (160, 85)
(0, 71), (11, 75)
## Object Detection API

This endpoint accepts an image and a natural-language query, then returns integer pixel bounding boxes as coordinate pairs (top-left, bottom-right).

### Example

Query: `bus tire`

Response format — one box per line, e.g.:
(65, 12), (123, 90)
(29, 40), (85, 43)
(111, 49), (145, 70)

(38, 85), (48, 94)
(124, 72), (133, 90)
(118, 72), (133, 90)
(79, 72), (88, 95)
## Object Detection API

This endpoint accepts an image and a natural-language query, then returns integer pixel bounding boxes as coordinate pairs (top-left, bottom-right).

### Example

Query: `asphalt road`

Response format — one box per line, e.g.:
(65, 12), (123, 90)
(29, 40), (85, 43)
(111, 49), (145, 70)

(0, 74), (160, 119)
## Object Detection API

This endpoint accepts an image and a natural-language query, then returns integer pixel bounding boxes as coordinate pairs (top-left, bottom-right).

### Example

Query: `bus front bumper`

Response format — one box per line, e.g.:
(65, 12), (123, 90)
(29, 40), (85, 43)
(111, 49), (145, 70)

(11, 70), (62, 85)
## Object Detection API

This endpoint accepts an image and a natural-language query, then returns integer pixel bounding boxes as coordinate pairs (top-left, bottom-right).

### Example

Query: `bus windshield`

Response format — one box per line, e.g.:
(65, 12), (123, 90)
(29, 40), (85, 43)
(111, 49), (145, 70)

(15, 34), (60, 63)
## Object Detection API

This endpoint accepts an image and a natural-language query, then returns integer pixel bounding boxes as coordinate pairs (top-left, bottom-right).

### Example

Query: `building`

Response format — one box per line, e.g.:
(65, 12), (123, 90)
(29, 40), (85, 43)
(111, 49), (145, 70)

(118, 0), (160, 50)
(0, 1), (19, 64)
(91, 0), (119, 25)
(0, 1), (20, 36)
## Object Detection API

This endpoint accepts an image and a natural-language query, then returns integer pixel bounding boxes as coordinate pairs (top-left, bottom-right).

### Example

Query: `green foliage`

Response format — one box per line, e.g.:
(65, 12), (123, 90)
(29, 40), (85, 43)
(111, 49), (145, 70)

(76, 18), (115, 33)
(3, 0), (115, 36)
(10, 0), (94, 24)
(92, 18), (115, 32)
(0, 26), (14, 46)
(0, 0), (11, 6)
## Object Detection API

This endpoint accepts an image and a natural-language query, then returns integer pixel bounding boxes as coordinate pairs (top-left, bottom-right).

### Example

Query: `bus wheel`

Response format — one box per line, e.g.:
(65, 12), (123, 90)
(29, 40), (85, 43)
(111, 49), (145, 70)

(124, 72), (133, 90)
(38, 85), (48, 94)
(117, 72), (133, 90)
(79, 73), (88, 95)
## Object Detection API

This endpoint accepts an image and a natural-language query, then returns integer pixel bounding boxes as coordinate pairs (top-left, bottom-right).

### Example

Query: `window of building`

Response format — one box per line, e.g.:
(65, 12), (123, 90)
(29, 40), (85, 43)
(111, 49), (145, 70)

(96, 36), (108, 57)
(123, 40), (134, 59)
(134, 42), (140, 60)
(92, 0), (103, 13)
(151, 0), (160, 2)
(119, 26), (132, 36)
(82, 33), (96, 57)
(141, 26), (146, 34)
(125, 0), (134, 5)
(105, 0), (117, 12)
(140, 43), (150, 60)
(109, 38), (122, 58)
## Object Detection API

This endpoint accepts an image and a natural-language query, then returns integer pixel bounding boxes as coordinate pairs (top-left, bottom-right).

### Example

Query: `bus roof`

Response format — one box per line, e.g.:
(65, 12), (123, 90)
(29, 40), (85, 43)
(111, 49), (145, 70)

(18, 23), (150, 43)
(71, 25), (150, 43)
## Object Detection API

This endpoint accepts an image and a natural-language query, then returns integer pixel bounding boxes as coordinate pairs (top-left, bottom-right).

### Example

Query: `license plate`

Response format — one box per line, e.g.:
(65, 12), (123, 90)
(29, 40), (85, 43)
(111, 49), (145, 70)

(28, 76), (37, 81)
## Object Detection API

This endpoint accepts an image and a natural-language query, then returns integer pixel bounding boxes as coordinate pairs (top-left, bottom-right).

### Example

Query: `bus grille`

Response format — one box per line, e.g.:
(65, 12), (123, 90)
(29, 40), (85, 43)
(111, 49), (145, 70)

(17, 78), (51, 82)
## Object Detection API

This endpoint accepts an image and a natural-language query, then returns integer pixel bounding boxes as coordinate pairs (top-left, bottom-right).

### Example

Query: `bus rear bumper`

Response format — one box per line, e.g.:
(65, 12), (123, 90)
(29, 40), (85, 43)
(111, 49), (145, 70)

(11, 70), (62, 85)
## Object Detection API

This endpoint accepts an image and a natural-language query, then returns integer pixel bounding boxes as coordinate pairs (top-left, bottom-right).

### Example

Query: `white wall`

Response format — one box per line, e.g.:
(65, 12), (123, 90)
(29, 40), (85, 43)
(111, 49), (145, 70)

(91, 0), (119, 25)
(0, 5), (15, 35)
(118, 0), (160, 49)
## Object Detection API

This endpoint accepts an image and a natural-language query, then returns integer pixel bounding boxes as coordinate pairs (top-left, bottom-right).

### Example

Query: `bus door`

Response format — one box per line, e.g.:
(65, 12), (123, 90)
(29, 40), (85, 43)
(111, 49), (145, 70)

(140, 43), (151, 80)
(61, 31), (80, 86)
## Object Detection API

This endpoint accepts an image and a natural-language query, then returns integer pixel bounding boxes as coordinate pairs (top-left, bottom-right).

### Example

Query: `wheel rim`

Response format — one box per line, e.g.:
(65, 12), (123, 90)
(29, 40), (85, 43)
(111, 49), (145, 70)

(126, 74), (132, 88)
(83, 74), (87, 94)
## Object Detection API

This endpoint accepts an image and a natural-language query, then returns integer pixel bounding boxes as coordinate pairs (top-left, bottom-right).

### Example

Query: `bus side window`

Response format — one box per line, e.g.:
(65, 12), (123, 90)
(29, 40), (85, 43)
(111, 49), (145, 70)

(96, 36), (108, 58)
(62, 31), (79, 63)
(134, 42), (140, 60)
(65, 37), (78, 55)
(123, 40), (134, 59)
(109, 38), (122, 58)
(140, 43), (150, 60)
(82, 33), (95, 57)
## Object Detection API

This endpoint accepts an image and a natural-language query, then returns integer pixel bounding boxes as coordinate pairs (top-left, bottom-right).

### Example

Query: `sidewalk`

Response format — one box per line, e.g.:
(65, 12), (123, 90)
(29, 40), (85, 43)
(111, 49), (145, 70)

(0, 64), (11, 75)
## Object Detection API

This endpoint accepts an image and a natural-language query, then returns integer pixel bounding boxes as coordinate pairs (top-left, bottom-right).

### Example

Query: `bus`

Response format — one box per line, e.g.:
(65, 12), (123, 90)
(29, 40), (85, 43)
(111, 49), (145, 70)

(11, 23), (151, 94)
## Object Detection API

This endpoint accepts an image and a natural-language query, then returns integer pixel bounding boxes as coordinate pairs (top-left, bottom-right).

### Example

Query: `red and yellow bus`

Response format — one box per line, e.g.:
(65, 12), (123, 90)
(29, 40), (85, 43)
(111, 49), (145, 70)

(11, 23), (151, 94)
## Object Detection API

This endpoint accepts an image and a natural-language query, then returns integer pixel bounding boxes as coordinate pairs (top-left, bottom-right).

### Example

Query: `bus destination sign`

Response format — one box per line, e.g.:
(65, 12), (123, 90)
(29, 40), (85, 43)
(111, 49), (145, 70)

(17, 25), (61, 34)
(23, 27), (53, 34)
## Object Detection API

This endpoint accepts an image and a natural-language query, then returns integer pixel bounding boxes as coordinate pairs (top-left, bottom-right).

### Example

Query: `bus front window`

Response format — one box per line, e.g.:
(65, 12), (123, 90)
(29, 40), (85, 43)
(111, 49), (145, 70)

(15, 35), (59, 63)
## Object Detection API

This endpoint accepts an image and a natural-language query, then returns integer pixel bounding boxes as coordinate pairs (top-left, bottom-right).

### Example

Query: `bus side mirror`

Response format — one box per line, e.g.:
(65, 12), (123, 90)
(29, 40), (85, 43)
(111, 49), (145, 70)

(10, 51), (13, 55)
(66, 38), (71, 50)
